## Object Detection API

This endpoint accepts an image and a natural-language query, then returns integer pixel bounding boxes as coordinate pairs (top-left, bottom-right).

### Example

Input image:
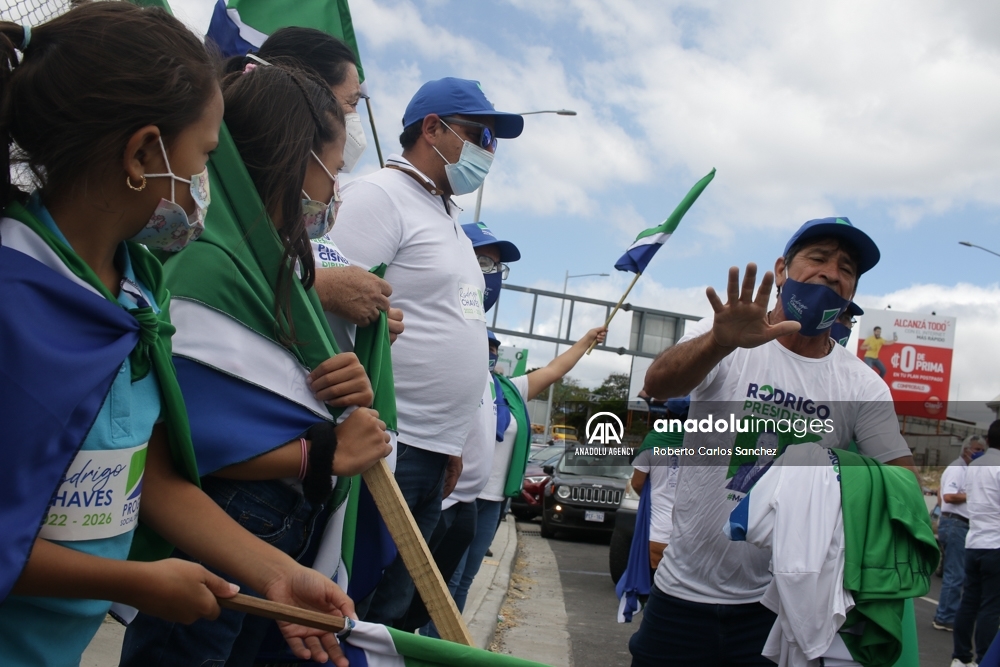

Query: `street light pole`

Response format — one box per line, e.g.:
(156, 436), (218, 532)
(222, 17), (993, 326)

(473, 108), (577, 222)
(542, 270), (610, 439)
(959, 241), (1000, 259)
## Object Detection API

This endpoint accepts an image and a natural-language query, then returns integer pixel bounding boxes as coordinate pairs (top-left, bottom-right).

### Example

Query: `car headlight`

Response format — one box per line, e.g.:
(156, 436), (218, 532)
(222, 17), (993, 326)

(556, 485), (571, 499)
(525, 476), (549, 485)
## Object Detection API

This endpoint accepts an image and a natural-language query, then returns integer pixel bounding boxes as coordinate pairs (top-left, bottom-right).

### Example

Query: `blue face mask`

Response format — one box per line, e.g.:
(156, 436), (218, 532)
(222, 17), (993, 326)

(489, 350), (498, 372)
(483, 271), (503, 312)
(830, 322), (852, 347)
(433, 121), (494, 195)
(971, 450), (986, 461)
(779, 276), (850, 337)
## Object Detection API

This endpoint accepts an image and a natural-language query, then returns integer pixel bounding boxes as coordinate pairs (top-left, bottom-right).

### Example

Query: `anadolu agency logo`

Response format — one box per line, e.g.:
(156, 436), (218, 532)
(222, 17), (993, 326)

(586, 412), (624, 445)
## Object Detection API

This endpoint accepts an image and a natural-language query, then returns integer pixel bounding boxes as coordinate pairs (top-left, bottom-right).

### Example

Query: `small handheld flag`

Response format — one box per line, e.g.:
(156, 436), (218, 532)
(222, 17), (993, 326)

(586, 168), (715, 354)
(614, 168), (716, 274)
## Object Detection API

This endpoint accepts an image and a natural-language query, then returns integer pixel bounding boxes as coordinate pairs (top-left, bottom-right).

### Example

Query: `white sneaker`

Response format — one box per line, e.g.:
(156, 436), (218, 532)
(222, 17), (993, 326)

(950, 660), (978, 667)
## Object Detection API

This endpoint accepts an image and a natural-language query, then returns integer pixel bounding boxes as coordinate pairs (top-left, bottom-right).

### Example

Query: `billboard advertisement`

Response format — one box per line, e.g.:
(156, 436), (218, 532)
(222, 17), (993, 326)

(855, 309), (957, 419)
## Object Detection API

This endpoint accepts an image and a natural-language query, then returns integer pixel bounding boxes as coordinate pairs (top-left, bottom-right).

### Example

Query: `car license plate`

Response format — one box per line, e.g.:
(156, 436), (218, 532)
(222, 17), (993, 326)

(584, 510), (605, 523)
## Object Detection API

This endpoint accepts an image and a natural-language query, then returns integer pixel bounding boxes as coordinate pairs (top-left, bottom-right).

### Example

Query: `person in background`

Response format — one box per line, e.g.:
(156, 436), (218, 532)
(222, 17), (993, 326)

(935, 435), (988, 632)
(423, 222), (607, 633)
(830, 302), (862, 347)
(225, 28), (403, 345)
(951, 420), (1000, 667)
(329, 78), (524, 626)
(629, 396), (689, 570)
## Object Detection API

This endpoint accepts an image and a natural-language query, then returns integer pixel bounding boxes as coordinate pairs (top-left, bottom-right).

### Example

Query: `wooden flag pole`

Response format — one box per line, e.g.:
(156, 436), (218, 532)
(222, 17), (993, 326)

(586, 272), (641, 355)
(218, 593), (347, 634)
(361, 459), (475, 646)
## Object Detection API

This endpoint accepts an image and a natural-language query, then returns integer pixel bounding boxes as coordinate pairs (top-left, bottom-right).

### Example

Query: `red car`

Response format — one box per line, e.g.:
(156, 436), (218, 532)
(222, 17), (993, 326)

(510, 444), (566, 519)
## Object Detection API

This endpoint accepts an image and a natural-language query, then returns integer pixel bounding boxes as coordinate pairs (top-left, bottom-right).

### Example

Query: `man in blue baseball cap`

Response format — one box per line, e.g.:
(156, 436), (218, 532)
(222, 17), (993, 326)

(632, 217), (920, 666)
(329, 78), (522, 628)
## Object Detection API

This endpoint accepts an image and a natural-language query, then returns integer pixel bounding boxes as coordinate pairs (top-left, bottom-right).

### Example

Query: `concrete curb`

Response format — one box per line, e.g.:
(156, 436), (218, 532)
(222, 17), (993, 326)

(464, 514), (519, 650)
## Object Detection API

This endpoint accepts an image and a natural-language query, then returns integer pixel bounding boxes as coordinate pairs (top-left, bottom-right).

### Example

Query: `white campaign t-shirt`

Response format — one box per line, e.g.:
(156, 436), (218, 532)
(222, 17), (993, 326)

(331, 155), (487, 456)
(965, 448), (1000, 549)
(310, 234), (357, 354)
(480, 374), (530, 502)
(939, 457), (970, 519)
(632, 448), (680, 544)
(443, 373), (496, 509)
(655, 316), (912, 605)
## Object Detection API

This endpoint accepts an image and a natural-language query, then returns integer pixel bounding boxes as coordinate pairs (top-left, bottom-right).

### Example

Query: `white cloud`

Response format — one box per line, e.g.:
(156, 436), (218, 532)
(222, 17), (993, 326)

(507, 0), (1000, 232)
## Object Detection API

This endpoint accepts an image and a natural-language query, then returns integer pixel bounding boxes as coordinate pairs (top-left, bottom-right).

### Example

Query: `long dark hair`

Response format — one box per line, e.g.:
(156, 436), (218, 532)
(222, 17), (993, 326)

(222, 28), (358, 88)
(0, 3), (217, 210)
(221, 64), (345, 345)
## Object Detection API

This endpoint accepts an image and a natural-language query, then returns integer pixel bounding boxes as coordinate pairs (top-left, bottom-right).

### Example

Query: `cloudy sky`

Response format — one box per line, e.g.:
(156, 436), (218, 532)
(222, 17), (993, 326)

(171, 0), (1000, 416)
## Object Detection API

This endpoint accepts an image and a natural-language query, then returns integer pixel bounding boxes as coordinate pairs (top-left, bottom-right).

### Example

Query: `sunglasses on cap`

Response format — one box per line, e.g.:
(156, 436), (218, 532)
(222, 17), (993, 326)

(441, 116), (497, 152)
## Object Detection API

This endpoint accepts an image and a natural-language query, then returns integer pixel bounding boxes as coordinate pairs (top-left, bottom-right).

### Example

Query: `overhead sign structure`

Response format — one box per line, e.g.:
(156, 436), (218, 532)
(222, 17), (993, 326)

(855, 309), (957, 419)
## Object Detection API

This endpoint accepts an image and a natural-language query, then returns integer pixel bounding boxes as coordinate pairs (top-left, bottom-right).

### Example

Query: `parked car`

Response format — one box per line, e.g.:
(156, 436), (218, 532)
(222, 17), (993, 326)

(609, 481), (640, 584)
(528, 442), (566, 462)
(530, 432), (549, 446)
(550, 424), (577, 441)
(540, 451), (631, 538)
(510, 452), (562, 519)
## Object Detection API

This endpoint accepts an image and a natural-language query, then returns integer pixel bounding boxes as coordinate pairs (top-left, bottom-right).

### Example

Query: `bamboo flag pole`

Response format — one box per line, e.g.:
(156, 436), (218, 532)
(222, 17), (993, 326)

(586, 272), (641, 355)
(361, 460), (475, 646)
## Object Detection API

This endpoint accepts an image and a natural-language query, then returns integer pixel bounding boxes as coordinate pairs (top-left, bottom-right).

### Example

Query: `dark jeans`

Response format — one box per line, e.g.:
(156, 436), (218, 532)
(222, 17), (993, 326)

(629, 585), (777, 666)
(362, 443), (448, 627)
(936, 515), (970, 624)
(119, 478), (330, 667)
(401, 499), (477, 632)
(953, 548), (1000, 664)
(864, 356), (887, 377)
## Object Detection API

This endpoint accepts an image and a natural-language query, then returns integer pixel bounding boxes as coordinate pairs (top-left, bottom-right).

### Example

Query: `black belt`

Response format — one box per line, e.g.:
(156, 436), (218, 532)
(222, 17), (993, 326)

(941, 511), (969, 524)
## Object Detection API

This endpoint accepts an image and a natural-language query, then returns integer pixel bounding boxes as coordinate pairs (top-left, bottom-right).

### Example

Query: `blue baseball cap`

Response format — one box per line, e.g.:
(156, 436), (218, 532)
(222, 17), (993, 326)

(783, 217), (880, 276)
(666, 396), (691, 417)
(402, 78), (524, 139)
(462, 222), (521, 262)
(845, 301), (864, 317)
(487, 330), (501, 347)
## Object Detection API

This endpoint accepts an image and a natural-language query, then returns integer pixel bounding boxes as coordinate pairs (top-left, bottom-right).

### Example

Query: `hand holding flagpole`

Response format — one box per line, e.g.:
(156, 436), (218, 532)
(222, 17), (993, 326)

(586, 168), (716, 355)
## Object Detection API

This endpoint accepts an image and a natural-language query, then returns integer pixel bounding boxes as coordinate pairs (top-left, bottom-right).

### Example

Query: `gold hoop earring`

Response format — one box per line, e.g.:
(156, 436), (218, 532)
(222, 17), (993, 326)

(126, 175), (147, 192)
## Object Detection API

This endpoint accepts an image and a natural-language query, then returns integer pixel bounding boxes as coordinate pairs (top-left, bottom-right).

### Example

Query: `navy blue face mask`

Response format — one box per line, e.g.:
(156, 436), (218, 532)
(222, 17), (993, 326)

(971, 450), (986, 462)
(779, 276), (850, 337)
(830, 322), (852, 347)
(483, 271), (503, 312)
(489, 350), (498, 372)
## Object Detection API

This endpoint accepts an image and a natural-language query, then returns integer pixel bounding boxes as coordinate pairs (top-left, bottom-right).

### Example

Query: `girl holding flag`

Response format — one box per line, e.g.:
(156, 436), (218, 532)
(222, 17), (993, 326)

(0, 4), (355, 666)
(120, 62), (392, 665)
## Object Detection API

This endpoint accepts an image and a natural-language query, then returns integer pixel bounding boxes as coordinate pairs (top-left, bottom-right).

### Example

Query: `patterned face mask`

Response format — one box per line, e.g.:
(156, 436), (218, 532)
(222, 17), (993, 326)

(131, 136), (210, 252)
(301, 151), (340, 239)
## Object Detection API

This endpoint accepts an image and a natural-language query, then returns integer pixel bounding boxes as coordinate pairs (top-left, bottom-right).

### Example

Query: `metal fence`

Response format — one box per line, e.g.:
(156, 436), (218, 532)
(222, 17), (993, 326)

(0, 0), (72, 26)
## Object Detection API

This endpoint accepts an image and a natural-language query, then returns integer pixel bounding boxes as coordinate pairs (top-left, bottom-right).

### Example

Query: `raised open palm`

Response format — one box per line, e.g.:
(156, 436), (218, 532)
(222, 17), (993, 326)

(706, 263), (800, 349)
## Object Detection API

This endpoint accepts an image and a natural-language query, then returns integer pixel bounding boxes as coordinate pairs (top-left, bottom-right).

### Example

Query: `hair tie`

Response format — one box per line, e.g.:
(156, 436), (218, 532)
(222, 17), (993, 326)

(20, 24), (31, 51)
(243, 62), (257, 74)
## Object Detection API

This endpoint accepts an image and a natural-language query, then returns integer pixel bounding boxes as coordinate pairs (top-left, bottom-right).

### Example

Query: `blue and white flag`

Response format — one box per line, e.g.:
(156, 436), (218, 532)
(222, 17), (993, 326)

(615, 483), (651, 623)
(614, 168), (715, 274)
(207, 0), (267, 58)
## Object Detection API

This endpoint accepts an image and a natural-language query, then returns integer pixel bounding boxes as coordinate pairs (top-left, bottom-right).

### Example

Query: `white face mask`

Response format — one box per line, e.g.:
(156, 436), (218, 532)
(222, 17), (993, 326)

(432, 121), (494, 196)
(131, 136), (210, 252)
(301, 151), (341, 239)
(341, 112), (367, 173)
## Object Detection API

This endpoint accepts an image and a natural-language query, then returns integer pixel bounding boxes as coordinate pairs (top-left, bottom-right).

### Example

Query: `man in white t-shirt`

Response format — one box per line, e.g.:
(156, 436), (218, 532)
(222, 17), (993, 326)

(934, 435), (987, 631)
(952, 420), (1000, 667)
(329, 78), (524, 626)
(630, 217), (916, 666)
